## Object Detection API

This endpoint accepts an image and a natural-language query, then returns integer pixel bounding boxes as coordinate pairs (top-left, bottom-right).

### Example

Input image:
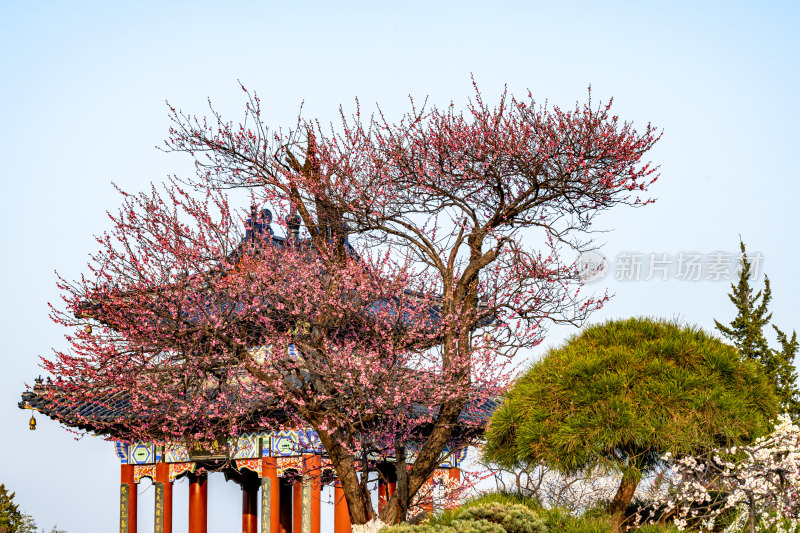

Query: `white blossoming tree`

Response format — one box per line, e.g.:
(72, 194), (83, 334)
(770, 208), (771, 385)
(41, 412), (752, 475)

(658, 415), (800, 533)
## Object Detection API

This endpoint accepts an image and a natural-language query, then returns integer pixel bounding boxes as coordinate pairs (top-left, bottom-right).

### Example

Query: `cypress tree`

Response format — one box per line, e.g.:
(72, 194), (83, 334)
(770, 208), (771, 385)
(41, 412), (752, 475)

(773, 325), (800, 417)
(714, 239), (800, 417)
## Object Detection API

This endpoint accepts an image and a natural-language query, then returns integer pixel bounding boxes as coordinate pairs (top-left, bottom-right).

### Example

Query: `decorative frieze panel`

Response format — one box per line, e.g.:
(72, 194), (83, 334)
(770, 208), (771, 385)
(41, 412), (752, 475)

(164, 443), (190, 463)
(232, 432), (261, 459)
(235, 458), (263, 477)
(133, 464), (156, 483)
(116, 434), (469, 470)
(168, 462), (195, 481)
(276, 456), (303, 477)
(297, 429), (323, 454)
(266, 430), (300, 457)
(438, 446), (468, 468)
(129, 443), (154, 465)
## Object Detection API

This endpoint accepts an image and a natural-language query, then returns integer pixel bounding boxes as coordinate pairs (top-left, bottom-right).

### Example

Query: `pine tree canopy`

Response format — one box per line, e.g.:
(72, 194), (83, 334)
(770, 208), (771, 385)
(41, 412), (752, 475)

(482, 317), (777, 525)
(484, 318), (776, 472)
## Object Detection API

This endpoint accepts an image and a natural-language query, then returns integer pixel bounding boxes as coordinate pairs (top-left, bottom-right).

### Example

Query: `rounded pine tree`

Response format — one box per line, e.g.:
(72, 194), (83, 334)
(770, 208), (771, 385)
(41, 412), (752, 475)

(482, 317), (777, 532)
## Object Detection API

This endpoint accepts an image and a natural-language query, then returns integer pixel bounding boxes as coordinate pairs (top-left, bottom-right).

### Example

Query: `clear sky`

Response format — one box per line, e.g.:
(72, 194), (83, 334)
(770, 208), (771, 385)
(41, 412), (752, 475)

(1, 2), (798, 532)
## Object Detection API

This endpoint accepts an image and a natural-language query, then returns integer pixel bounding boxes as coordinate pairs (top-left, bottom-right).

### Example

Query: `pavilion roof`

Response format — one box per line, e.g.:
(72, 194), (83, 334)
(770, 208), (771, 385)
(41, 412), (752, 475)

(18, 377), (499, 439)
(19, 207), (497, 440)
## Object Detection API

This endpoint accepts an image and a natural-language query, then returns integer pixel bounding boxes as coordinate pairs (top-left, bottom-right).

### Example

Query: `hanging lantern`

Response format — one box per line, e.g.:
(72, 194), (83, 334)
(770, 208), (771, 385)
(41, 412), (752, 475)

(29, 414), (36, 431)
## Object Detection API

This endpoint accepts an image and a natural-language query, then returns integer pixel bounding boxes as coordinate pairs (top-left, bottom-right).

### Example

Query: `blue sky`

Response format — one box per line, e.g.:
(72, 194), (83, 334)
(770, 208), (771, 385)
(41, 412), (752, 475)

(1, 2), (799, 532)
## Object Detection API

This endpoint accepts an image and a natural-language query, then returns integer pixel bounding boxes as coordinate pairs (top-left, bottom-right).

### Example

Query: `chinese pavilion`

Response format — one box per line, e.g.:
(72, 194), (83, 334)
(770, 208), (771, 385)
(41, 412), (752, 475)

(18, 208), (494, 533)
(20, 377), (475, 533)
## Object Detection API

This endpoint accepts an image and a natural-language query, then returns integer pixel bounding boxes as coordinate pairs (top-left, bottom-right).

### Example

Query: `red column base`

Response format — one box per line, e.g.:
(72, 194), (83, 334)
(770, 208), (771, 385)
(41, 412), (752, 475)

(155, 463), (173, 533)
(188, 472), (208, 533)
(263, 457), (280, 533)
(334, 482), (352, 533)
(243, 481), (258, 533)
(120, 464), (137, 533)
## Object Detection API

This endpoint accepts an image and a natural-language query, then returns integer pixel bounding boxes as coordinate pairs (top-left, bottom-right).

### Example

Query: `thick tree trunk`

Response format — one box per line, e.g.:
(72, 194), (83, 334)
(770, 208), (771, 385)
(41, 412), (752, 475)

(394, 446), (409, 523)
(315, 429), (373, 525)
(245, 292), (472, 528)
(378, 321), (472, 526)
(377, 398), (466, 525)
(250, 361), (468, 529)
(607, 467), (641, 533)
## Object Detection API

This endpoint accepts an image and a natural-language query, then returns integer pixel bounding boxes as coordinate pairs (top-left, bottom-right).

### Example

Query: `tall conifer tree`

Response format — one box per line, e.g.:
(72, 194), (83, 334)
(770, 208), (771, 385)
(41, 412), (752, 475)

(0, 484), (23, 533)
(715, 239), (800, 417)
(773, 325), (800, 416)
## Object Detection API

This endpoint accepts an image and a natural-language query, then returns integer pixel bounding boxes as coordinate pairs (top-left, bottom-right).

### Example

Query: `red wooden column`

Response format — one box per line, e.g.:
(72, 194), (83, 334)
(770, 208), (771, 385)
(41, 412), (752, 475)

(262, 458), (280, 533)
(421, 475), (434, 517)
(377, 480), (396, 514)
(292, 479), (302, 533)
(188, 472), (208, 533)
(448, 467), (460, 484)
(155, 463), (173, 533)
(242, 479), (258, 533)
(377, 481), (387, 514)
(305, 455), (321, 533)
(445, 467), (460, 510)
(120, 464), (137, 533)
(333, 482), (351, 533)
(279, 479), (293, 533)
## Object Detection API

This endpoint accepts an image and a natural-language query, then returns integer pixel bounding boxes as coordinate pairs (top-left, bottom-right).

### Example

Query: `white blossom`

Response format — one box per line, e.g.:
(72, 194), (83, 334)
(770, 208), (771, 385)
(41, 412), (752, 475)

(651, 415), (800, 533)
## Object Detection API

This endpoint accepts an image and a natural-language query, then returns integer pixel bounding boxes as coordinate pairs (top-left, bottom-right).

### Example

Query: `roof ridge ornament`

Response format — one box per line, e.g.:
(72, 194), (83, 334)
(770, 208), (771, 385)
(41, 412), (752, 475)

(244, 205), (274, 243)
(285, 205), (301, 242)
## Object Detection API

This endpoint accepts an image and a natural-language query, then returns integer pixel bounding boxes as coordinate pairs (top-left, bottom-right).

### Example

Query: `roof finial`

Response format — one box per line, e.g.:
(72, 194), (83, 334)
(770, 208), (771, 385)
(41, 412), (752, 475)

(286, 205), (301, 242)
(245, 204), (273, 242)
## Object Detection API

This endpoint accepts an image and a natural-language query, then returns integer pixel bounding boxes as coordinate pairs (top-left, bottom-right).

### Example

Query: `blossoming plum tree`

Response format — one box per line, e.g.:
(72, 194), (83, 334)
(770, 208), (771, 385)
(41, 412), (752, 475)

(658, 415), (800, 533)
(42, 83), (660, 531)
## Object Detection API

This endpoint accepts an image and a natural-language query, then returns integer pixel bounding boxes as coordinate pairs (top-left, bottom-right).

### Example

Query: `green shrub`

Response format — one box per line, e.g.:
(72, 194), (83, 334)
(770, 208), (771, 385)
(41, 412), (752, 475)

(453, 503), (546, 533)
(383, 492), (681, 533)
(542, 512), (613, 533)
(438, 493), (613, 533)
(382, 500), (545, 533)
(381, 525), (456, 533)
(450, 519), (507, 533)
(430, 493), (542, 529)
(633, 525), (682, 533)
(459, 492), (542, 512)
(381, 518), (504, 533)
